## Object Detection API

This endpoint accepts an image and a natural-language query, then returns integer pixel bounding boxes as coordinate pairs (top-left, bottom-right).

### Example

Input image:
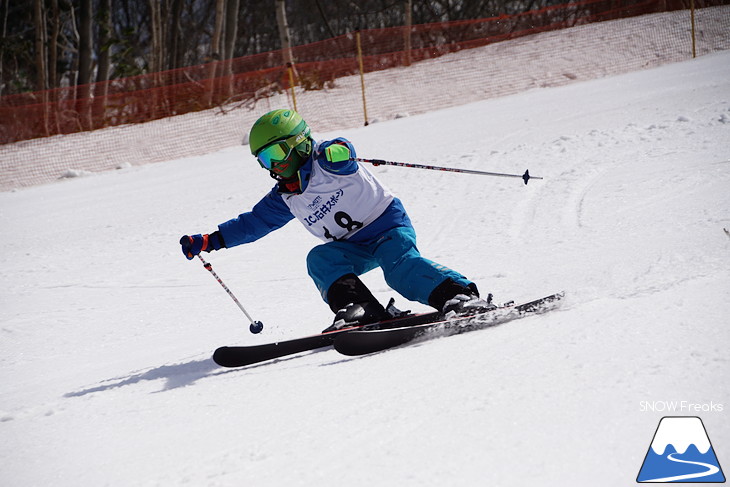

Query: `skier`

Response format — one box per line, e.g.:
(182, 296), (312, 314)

(180, 109), (492, 331)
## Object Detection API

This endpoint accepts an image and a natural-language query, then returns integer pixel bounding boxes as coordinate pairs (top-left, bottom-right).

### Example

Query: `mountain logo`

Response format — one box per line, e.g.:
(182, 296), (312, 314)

(637, 416), (725, 483)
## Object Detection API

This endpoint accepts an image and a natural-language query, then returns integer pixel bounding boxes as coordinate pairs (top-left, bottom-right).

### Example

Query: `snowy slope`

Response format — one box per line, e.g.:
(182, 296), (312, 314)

(1, 51), (729, 486)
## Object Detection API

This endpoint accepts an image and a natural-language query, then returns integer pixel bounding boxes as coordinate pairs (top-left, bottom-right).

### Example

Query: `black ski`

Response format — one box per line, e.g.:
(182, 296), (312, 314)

(213, 309), (442, 368)
(213, 329), (351, 368)
(333, 292), (564, 356)
(213, 292), (563, 367)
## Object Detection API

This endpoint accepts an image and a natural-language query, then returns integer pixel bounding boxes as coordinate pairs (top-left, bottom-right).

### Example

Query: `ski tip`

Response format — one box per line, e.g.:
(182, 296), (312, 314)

(212, 347), (255, 368)
(212, 347), (230, 364)
(212, 346), (250, 367)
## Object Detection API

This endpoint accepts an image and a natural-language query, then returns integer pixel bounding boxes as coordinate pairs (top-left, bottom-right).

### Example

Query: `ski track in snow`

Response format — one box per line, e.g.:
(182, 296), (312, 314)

(1, 52), (729, 486)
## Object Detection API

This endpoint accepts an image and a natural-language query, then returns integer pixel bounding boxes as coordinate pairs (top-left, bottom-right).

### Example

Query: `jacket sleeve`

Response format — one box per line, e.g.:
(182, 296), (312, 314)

(317, 138), (358, 175)
(217, 187), (294, 247)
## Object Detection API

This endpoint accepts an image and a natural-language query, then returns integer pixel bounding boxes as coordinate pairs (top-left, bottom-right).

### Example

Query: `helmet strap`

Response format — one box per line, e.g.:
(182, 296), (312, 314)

(270, 171), (301, 193)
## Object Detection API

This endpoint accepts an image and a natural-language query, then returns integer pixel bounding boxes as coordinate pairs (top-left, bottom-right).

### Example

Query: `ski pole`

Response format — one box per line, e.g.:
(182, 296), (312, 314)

(356, 157), (542, 185)
(197, 255), (264, 334)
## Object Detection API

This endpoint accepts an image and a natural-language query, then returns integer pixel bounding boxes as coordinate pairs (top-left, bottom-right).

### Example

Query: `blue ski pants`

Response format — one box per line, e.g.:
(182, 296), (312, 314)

(306, 225), (471, 307)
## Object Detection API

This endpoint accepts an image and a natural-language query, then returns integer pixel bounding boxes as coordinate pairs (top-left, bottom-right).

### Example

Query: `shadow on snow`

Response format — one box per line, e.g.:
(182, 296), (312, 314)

(64, 357), (222, 397)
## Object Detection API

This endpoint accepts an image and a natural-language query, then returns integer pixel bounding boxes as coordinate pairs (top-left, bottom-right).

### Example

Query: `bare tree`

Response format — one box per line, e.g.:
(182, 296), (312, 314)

(212, 0), (225, 60)
(3, 0), (591, 98)
(167, 0), (183, 71)
(96, 0), (112, 83)
(77, 0), (92, 87)
(205, 0), (226, 105)
(222, 0), (240, 97)
(224, 0), (240, 61)
(76, 0), (93, 130)
(33, 0), (47, 91)
(48, 0), (59, 89)
(148, 0), (163, 74)
(275, 0), (294, 65)
(0, 0), (6, 96)
(404, 0), (412, 66)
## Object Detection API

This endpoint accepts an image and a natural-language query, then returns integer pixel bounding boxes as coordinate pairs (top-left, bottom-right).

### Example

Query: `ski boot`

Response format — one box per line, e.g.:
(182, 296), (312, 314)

(322, 300), (389, 333)
(441, 292), (496, 318)
(428, 278), (496, 318)
(321, 273), (389, 333)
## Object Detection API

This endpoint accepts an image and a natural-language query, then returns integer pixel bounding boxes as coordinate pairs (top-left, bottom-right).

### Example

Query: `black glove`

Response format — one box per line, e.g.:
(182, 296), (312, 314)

(180, 231), (224, 260)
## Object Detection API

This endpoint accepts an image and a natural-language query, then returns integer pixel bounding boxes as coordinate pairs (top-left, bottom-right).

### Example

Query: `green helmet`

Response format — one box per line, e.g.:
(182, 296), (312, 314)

(249, 109), (312, 180)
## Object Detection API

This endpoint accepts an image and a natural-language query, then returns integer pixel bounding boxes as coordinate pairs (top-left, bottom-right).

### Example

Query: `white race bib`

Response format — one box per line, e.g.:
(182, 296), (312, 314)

(283, 162), (393, 241)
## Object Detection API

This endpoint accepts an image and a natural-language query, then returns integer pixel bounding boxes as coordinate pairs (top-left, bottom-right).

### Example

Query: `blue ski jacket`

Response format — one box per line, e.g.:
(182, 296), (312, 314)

(218, 138), (413, 247)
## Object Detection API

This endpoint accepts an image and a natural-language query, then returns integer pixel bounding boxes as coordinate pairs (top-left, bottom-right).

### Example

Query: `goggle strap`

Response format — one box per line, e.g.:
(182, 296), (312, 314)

(256, 128), (311, 170)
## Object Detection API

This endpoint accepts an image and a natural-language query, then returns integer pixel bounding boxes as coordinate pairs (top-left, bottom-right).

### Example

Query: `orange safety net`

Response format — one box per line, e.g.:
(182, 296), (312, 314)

(1, 0), (728, 190)
(0, 0), (704, 144)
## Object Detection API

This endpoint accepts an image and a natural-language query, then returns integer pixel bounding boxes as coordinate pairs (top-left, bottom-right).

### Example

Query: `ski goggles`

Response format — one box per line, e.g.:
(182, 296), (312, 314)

(256, 130), (309, 170)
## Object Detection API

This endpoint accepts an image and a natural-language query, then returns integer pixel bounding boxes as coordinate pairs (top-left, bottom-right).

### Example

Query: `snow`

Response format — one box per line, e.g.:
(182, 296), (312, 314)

(2, 49), (730, 486)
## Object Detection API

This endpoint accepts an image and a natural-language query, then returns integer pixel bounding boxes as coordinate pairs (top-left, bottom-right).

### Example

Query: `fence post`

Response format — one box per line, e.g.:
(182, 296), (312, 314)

(356, 31), (369, 126)
(690, 0), (697, 58)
